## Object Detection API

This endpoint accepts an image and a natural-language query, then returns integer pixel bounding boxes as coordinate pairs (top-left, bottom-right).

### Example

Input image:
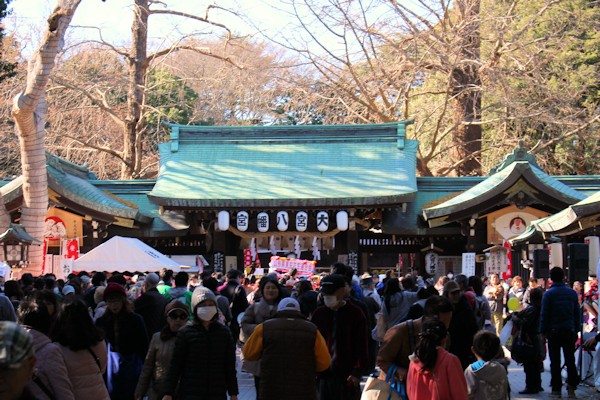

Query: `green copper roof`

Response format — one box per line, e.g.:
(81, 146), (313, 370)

(93, 180), (189, 236)
(0, 154), (151, 224)
(534, 190), (600, 235)
(149, 122), (418, 208)
(422, 162), (587, 227)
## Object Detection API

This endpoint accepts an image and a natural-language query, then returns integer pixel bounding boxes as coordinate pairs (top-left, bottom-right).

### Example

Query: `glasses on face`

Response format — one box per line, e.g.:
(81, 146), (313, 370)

(168, 312), (188, 320)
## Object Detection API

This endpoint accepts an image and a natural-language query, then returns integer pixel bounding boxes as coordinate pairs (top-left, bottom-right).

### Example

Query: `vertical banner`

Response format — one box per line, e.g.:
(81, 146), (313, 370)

(347, 250), (359, 274)
(585, 236), (599, 277)
(548, 243), (563, 268)
(486, 247), (507, 277)
(41, 240), (48, 275)
(462, 252), (476, 277)
(502, 241), (512, 280)
(213, 252), (225, 273)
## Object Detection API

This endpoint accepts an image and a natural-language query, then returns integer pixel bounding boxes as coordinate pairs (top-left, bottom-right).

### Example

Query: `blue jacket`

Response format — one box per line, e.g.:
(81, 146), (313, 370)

(539, 282), (580, 334)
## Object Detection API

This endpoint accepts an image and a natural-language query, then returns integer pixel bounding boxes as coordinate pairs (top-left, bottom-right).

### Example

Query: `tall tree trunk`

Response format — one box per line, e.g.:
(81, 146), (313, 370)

(122, 0), (149, 179)
(11, 0), (81, 275)
(449, 0), (482, 176)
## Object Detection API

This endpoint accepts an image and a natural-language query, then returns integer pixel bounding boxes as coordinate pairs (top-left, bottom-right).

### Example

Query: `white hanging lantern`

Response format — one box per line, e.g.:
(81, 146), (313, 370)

(236, 211), (249, 232)
(296, 211), (308, 232)
(217, 211), (230, 231)
(276, 211), (289, 231)
(316, 211), (329, 232)
(257, 212), (269, 232)
(425, 251), (439, 275)
(336, 211), (349, 231)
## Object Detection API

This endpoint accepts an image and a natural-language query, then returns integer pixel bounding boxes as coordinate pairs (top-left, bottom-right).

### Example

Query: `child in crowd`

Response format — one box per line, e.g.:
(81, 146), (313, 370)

(464, 330), (509, 400)
(407, 317), (468, 399)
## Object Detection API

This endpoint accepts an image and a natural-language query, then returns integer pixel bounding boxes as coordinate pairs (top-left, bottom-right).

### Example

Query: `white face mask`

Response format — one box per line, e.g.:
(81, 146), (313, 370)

(323, 295), (339, 309)
(196, 306), (218, 321)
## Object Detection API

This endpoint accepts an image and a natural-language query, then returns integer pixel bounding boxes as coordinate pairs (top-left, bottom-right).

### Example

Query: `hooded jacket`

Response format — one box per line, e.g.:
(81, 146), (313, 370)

(464, 360), (509, 400)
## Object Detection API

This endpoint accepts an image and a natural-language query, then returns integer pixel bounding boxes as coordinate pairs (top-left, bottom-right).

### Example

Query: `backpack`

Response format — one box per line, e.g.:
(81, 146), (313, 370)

(473, 296), (486, 329)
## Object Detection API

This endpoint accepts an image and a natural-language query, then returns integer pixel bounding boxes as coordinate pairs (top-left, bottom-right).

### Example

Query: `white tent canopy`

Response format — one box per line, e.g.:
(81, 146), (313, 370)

(74, 236), (185, 272)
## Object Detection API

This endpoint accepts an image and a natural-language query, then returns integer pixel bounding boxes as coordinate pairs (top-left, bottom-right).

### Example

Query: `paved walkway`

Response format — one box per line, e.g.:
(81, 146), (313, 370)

(234, 348), (600, 399)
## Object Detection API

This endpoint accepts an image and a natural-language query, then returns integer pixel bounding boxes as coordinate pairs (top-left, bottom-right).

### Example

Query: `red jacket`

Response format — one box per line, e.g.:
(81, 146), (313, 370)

(407, 347), (468, 400)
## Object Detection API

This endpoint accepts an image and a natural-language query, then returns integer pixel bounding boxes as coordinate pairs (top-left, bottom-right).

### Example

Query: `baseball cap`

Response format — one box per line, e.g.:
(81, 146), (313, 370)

(277, 297), (301, 312)
(320, 274), (347, 295)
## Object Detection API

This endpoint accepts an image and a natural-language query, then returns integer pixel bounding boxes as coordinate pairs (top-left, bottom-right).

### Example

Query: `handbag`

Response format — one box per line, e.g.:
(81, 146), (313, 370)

(371, 313), (388, 342)
(360, 364), (407, 400)
(511, 329), (537, 364)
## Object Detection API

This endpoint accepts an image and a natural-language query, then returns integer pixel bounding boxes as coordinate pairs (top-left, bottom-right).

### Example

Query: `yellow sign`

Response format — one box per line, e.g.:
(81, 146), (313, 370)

(45, 208), (83, 247)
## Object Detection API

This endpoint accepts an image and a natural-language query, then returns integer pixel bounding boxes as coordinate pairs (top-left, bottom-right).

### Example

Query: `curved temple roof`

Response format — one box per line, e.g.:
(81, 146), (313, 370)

(149, 122), (418, 209)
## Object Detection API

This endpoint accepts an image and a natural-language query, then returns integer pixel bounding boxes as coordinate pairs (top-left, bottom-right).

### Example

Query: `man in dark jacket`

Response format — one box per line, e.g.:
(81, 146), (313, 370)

(540, 267), (580, 398)
(443, 280), (479, 369)
(243, 298), (330, 400)
(134, 273), (169, 335)
(219, 269), (249, 344)
(311, 274), (369, 400)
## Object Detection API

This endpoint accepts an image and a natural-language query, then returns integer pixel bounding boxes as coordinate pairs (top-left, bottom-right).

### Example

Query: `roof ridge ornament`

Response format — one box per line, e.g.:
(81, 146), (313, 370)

(489, 145), (540, 175)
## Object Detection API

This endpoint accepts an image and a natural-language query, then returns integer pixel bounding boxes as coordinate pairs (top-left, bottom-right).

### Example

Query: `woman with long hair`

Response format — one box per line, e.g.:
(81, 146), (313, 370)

(95, 282), (149, 400)
(17, 297), (75, 400)
(135, 301), (189, 400)
(53, 299), (109, 400)
(407, 318), (468, 400)
(240, 276), (284, 397)
(162, 287), (238, 400)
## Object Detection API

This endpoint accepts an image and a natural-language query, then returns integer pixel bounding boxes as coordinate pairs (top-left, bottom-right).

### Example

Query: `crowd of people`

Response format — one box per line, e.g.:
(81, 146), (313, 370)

(0, 263), (597, 400)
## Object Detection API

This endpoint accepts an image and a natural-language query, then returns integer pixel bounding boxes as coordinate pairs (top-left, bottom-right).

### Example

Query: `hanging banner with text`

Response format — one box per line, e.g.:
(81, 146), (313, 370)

(461, 252), (476, 277)
(269, 256), (316, 277)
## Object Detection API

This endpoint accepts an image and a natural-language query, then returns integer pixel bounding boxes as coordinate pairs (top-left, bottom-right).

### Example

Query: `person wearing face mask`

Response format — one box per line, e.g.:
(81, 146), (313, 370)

(240, 277), (284, 398)
(310, 274), (369, 400)
(162, 286), (238, 400)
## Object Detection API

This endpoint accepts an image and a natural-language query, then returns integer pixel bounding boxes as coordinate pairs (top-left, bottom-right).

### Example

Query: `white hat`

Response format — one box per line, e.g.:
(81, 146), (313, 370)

(277, 297), (301, 313)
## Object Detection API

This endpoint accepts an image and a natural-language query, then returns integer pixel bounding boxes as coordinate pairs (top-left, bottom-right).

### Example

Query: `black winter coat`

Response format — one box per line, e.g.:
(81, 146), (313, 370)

(163, 321), (238, 400)
(134, 287), (169, 336)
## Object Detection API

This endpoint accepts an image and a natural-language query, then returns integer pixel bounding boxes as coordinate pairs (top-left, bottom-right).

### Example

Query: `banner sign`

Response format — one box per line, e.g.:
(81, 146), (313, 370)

(269, 256), (316, 276)
(461, 252), (476, 277)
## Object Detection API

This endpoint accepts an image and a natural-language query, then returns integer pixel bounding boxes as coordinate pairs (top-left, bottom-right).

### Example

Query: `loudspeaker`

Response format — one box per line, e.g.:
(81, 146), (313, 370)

(568, 243), (589, 283)
(533, 249), (550, 279)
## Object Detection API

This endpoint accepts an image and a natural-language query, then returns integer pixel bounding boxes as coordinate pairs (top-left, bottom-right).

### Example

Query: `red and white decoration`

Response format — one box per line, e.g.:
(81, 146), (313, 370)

(269, 256), (316, 277)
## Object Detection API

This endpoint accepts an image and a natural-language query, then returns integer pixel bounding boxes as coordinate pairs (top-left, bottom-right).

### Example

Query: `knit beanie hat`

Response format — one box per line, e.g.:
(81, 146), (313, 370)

(190, 286), (217, 310)
(165, 300), (189, 316)
(0, 321), (34, 369)
(104, 282), (127, 300)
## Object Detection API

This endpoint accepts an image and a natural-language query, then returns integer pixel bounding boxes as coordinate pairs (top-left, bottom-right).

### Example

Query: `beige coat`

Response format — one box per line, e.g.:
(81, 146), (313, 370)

(26, 329), (75, 400)
(58, 341), (109, 400)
